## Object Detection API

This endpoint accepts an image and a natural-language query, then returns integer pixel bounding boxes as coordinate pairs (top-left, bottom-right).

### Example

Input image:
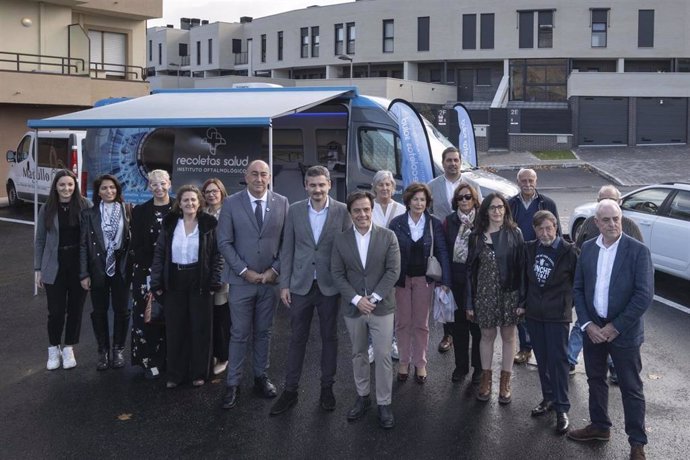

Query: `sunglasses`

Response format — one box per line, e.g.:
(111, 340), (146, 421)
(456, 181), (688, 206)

(457, 194), (473, 201)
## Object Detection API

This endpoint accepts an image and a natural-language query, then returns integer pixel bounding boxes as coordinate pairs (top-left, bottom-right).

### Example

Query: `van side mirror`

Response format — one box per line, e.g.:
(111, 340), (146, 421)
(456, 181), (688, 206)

(6, 150), (16, 162)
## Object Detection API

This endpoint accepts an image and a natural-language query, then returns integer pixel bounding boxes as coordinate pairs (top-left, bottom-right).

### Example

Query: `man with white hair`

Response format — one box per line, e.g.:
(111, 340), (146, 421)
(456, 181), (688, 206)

(568, 199), (653, 460)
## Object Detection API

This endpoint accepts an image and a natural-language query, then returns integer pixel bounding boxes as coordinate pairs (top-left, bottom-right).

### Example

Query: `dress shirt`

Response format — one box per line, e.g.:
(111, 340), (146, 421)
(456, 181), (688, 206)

(308, 197), (329, 243)
(171, 218), (199, 264)
(519, 193), (536, 210)
(351, 225), (382, 307)
(373, 200), (404, 228)
(593, 233), (621, 318)
(444, 176), (463, 209)
(247, 189), (268, 220)
(408, 213), (426, 242)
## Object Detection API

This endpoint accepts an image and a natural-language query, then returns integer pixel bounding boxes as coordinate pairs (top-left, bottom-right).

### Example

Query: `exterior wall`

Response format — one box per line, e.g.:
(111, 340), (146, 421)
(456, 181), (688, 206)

(509, 134), (573, 152)
(147, 27), (189, 70)
(189, 22), (243, 72)
(569, 72), (690, 98)
(75, 0), (162, 21)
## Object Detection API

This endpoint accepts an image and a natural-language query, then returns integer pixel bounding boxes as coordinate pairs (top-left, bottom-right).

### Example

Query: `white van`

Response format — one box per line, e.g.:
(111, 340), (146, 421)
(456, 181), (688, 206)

(5, 130), (87, 207)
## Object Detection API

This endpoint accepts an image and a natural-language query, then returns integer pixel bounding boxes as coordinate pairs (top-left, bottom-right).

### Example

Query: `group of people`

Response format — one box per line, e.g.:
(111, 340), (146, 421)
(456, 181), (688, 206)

(35, 149), (653, 459)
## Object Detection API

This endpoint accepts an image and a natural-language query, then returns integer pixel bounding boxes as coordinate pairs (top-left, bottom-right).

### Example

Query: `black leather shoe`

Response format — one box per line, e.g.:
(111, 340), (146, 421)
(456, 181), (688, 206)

(320, 386), (336, 412)
(346, 395), (371, 421)
(111, 348), (125, 369)
(531, 400), (554, 417)
(221, 386), (240, 410)
(270, 390), (298, 416)
(556, 412), (570, 434)
(96, 350), (109, 371)
(471, 368), (482, 385)
(254, 376), (277, 398)
(452, 367), (468, 383)
(378, 404), (395, 429)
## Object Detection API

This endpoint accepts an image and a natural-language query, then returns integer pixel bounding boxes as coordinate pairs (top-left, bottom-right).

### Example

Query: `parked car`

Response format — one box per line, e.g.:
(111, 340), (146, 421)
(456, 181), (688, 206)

(5, 130), (86, 207)
(569, 183), (690, 280)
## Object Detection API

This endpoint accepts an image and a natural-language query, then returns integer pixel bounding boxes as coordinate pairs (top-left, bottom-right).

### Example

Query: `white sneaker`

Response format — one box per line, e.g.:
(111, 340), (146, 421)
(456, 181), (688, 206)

(391, 338), (399, 361)
(47, 346), (61, 370)
(213, 360), (228, 375)
(61, 346), (77, 369)
(368, 344), (375, 364)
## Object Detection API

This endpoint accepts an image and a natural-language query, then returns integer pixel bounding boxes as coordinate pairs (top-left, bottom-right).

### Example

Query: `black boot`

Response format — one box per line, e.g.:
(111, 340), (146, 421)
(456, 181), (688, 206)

(96, 349), (109, 371)
(111, 347), (125, 369)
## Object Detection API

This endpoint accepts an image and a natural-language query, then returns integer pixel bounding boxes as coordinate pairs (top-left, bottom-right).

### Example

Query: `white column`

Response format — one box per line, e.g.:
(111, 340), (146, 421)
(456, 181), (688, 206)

(403, 61), (418, 81)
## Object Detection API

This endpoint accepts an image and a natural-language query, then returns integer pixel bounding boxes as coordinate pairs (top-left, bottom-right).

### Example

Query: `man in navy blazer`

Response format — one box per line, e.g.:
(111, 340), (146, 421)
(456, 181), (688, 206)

(218, 160), (289, 410)
(567, 200), (653, 460)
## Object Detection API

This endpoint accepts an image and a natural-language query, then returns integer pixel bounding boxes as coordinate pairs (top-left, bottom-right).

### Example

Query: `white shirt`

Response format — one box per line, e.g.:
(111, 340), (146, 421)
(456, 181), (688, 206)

(444, 176), (463, 209)
(593, 233), (621, 318)
(171, 218), (199, 264)
(373, 200), (405, 227)
(351, 225), (381, 306)
(247, 189), (268, 220)
(308, 197), (329, 243)
(408, 213), (426, 242)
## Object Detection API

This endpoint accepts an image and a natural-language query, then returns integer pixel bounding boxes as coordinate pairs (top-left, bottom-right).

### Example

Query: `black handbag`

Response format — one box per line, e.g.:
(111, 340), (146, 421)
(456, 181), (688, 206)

(144, 291), (165, 324)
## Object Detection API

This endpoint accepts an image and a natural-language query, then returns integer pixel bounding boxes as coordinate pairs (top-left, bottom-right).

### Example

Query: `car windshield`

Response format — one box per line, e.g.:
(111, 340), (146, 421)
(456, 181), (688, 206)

(421, 117), (474, 170)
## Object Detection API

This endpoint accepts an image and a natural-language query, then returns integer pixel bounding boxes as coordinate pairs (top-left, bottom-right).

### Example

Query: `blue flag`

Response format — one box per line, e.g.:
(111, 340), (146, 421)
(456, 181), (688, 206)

(454, 103), (478, 167)
(388, 99), (434, 187)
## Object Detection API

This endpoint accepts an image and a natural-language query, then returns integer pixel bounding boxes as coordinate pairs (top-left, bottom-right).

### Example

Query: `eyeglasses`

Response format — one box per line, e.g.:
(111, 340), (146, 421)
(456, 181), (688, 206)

(204, 189), (220, 195)
(488, 204), (504, 212)
(457, 194), (473, 201)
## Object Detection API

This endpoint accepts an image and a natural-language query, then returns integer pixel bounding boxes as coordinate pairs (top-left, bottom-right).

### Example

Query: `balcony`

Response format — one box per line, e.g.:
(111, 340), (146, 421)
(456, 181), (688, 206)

(234, 52), (248, 66)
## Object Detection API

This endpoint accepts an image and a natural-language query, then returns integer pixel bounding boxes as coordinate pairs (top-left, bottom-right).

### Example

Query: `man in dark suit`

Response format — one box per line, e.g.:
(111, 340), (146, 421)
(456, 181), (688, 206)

(567, 199), (653, 460)
(218, 160), (289, 410)
(269, 166), (352, 416)
(331, 191), (401, 429)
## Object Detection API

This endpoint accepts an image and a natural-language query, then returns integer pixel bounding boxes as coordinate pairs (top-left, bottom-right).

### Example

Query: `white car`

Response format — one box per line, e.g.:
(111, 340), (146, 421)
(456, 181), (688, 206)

(569, 183), (690, 280)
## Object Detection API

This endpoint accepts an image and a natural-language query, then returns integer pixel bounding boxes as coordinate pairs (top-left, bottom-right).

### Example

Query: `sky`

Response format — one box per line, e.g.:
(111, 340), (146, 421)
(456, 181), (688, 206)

(147, 0), (352, 27)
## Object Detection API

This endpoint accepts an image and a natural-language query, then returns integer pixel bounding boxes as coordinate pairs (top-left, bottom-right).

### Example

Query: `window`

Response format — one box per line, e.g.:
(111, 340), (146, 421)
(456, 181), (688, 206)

(518, 11), (534, 48)
(37, 138), (69, 169)
(16, 136), (31, 162)
(622, 188), (670, 216)
(383, 19), (394, 53)
(277, 31), (283, 61)
(261, 34), (267, 63)
(480, 13), (495, 49)
(158, 43), (162, 65)
(462, 14), (476, 50)
(88, 30), (127, 78)
(418, 16), (430, 52)
(346, 22), (356, 55)
(196, 41), (201, 65)
(316, 129), (347, 165)
(591, 9), (608, 47)
(148, 40), (152, 62)
(538, 11), (553, 48)
(335, 24), (344, 55)
(358, 127), (401, 175)
(668, 191), (690, 222)
(300, 27), (309, 58)
(510, 59), (567, 102)
(232, 39), (242, 54)
(477, 68), (491, 86)
(208, 39), (213, 64)
(311, 26), (320, 57)
(261, 129), (304, 163)
(638, 10), (654, 48)
(179, 43), (188, 57)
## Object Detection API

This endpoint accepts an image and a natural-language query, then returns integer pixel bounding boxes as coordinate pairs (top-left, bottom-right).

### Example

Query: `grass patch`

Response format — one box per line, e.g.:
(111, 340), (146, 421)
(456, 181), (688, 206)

(533, 150), (576, 160)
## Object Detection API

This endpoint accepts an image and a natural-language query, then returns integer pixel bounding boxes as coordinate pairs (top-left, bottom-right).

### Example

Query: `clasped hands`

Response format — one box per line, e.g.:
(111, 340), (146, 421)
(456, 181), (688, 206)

(243, 268), (277, 285)
(586, 323), (620, 344)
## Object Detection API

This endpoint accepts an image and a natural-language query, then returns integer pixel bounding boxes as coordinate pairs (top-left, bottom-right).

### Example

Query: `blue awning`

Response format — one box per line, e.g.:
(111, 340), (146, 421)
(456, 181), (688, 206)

(28, 87), (356, 129)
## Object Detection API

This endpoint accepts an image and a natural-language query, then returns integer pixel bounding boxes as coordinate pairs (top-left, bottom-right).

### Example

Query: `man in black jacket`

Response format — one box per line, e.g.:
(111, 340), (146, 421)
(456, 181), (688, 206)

(518, 210), (578, 434)
(509, 168), (561, 365)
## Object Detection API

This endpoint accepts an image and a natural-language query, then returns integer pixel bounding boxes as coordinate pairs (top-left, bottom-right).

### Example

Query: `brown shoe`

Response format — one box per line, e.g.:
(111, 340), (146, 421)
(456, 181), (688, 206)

(476, 370), (492, 401)
(438, 335), (453, 353)
(630, 443), (646, 460)
(514, 350), (532, 364)
(498, 370), (512, 404)
(567, 424), (611, 442)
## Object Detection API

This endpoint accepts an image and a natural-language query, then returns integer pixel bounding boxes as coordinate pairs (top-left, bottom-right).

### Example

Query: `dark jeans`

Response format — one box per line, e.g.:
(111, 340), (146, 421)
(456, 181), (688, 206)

(212, 302), (231, 362)
(45, 249), (87, 346)
(527, 319), (570, 412)
(284, 283), (339, 391)
(449, 263), (481, 373)
(583, 334), (647, 445)
(90, 272), (130, 352)
(517, 321), (532, 352)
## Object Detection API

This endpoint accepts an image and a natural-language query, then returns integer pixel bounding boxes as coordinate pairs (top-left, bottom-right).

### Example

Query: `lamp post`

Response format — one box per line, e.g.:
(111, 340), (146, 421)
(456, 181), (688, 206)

(168, 62), (180, 88)
(337, 54), (353, 87)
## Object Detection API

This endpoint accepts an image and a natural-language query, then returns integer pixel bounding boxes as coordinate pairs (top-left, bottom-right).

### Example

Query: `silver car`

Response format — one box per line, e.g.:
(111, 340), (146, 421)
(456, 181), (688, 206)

(569, 182), (690, 280)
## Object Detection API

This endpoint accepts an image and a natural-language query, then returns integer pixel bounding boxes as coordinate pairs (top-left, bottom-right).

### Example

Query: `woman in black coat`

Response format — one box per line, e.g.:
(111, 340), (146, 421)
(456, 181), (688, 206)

(150, 184), (223, 388)
(443, 183), (482, 384)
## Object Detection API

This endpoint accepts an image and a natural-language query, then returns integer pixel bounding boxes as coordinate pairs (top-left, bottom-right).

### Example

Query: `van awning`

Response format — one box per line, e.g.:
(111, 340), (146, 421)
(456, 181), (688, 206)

(27, 87), (356, 129)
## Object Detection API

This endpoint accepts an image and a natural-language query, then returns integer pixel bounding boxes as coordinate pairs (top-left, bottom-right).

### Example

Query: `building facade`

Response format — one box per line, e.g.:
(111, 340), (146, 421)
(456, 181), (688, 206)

(1, 0), (161, 201)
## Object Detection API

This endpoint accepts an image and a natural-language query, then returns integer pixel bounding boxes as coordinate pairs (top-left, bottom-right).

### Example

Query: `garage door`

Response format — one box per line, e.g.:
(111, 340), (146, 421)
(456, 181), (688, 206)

(636, 97), (687, 145)
(578, 97), (628, 146)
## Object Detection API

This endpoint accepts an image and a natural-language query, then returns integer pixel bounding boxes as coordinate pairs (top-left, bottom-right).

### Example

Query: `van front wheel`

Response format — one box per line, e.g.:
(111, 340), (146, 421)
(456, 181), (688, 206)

(6, 181), (21, 208)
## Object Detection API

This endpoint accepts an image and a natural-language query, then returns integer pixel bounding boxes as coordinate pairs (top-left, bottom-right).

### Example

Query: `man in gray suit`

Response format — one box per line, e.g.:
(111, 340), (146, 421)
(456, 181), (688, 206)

(332, 191), (401, 429)
(269, 166), (352, 416)
(218, 160), (289, 410)
(427, 146), (482, 354)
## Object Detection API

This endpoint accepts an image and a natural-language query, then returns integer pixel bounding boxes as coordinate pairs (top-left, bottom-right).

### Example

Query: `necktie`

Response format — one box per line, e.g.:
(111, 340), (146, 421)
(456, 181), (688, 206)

(254, 200), (263, 230)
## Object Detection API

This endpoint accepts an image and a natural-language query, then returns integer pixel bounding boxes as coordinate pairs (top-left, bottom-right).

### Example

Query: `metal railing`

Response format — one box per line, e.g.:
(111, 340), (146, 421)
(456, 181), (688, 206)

(234, 52), (248, 65)
(0, 51), (85, 75)
(89, 62), (146, 80)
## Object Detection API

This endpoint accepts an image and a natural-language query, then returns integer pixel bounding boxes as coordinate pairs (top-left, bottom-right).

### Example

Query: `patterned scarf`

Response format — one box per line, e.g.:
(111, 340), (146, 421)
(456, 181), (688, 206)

(102, 202), (122, 277)
(453, 209), (475, 264)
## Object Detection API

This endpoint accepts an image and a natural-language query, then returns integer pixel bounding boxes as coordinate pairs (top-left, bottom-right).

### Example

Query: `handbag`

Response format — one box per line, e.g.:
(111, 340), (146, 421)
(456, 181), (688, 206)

(144, 291), (165, 324)
(426, 220), (443, 282)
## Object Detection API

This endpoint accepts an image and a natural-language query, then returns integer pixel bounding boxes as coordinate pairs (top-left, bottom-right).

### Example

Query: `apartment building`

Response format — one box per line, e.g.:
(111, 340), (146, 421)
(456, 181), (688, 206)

(1, 0), (161, 200)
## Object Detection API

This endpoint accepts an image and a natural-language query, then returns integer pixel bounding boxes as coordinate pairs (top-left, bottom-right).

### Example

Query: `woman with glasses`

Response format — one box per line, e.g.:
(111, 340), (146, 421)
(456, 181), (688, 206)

(443, 183), (482, 385)
(466, 192), (525, 404)
(201, 178), (231, 376)
(130, 170), (173, 379)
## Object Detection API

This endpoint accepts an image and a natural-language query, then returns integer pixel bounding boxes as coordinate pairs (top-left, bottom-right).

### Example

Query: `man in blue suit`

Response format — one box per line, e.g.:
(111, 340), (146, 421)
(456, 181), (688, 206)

(567, 199), (653, 460)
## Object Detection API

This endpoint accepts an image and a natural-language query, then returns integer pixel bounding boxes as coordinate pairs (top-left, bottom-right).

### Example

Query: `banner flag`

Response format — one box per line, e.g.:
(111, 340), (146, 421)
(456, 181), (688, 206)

(453, 103), (478, 167)
(388, 99), (434, 187)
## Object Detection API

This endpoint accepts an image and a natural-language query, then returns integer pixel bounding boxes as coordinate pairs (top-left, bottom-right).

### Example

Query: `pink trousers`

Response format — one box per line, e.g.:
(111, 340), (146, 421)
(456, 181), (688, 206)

(394, 275), (434, 368)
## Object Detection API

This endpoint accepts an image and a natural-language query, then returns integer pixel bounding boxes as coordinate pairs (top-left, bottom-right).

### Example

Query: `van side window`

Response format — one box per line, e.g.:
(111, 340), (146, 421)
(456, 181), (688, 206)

(261, 129), (304, 163)
(358, 128), (402, 176)
(16, 136), (32, 162)
(316, 129), (347, 165)
(37, 138), (69, 169)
